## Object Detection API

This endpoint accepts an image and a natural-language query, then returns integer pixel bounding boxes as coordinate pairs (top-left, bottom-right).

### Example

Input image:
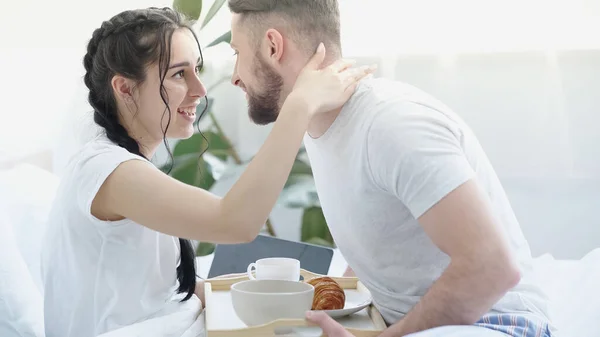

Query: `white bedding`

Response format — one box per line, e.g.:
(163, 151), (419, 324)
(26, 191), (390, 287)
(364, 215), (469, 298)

(98, 249), (600, 337)
(531, 249), (600, 336)
(97, 304), (205, 337)
(1, 164), (599, 337)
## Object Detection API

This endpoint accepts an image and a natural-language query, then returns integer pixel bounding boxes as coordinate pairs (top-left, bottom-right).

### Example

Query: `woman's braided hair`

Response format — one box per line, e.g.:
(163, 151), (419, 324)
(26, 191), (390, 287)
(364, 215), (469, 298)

(83, 7), (202, 302)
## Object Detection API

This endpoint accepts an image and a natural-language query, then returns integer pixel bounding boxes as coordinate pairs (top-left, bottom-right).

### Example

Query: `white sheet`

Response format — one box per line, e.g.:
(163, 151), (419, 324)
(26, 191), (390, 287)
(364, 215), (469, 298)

(100, 249), (600, 337)
(531, 249), (600, 336)
(1, 163), (597, 336)
(97, 305), (206, 337)
(0, 164), (58, 337)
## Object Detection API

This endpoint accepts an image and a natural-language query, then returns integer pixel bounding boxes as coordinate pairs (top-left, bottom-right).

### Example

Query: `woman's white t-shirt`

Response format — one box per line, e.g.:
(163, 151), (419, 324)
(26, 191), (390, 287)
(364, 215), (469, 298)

(41, 134), (202, 337)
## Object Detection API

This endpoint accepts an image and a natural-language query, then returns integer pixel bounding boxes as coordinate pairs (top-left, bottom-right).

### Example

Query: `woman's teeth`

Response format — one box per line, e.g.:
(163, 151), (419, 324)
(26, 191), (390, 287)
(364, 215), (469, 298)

(177, 107), (195, 117)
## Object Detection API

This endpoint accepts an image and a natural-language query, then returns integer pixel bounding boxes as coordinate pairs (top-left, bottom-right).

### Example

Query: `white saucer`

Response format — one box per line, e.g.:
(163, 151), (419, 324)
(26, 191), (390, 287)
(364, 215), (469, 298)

(311, 290), (372, 318)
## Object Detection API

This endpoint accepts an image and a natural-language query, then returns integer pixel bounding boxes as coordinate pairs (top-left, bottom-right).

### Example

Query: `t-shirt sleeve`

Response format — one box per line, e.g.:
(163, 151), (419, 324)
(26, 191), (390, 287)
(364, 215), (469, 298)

(74, 142), (149, 220)
(366, 101), (475, 219)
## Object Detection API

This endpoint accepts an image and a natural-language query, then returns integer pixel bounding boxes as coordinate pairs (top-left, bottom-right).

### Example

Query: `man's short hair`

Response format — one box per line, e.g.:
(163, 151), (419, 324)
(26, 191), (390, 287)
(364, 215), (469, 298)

(228, 0), (341, 56)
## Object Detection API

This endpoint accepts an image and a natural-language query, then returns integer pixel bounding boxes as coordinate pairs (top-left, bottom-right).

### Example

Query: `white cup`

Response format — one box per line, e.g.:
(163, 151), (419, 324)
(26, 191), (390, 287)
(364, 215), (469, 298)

(247, 257), (301, 281)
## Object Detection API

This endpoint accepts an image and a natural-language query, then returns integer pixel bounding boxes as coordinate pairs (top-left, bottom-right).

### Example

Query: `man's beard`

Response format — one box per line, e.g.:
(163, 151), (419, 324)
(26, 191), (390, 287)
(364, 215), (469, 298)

(246, 55), (284, 125)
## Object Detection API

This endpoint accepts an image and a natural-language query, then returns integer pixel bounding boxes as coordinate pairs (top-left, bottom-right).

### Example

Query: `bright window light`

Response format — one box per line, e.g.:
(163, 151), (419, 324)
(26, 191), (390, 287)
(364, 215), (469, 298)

(339, 0), (600, 56)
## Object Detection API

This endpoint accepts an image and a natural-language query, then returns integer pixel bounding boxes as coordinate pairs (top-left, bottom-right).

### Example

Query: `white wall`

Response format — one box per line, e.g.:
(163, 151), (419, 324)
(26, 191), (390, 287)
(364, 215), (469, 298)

(0, 0), (174, 165)
(2, 0), (599, 259)
(389, 50), (600, 259)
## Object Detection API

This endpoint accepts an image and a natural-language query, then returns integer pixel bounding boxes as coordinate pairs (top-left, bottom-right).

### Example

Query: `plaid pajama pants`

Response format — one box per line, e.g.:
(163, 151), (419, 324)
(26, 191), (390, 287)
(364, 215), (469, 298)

(404, 313), (553, 337)
(474, 313), (553, 337)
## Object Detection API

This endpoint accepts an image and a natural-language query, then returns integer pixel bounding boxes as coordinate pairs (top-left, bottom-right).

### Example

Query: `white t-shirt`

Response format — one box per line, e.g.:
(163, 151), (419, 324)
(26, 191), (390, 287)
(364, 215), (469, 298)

(41, 135), (202, 337)
(303, 78), (552, 326)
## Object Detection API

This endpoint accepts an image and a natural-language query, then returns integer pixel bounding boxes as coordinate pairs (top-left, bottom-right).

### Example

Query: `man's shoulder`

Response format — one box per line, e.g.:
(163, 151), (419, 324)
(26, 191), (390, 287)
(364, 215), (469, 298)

(350, 77), (455, 121)
(353, 77), (433, 103)
(353, 79), (458, 132)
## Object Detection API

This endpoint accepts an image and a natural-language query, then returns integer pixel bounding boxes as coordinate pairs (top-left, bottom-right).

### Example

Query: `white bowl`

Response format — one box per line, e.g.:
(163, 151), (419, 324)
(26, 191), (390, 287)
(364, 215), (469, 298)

(231, 280), (314, 326)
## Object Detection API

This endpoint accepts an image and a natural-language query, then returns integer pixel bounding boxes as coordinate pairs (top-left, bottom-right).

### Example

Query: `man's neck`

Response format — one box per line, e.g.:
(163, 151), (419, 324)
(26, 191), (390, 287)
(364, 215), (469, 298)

(306, 107), (342, 139)
(294, 53), (345, 139)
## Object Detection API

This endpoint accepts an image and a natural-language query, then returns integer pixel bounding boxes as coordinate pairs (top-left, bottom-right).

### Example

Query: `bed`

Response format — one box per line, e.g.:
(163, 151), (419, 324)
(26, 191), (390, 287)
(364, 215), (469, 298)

(1, 162), (598, 337)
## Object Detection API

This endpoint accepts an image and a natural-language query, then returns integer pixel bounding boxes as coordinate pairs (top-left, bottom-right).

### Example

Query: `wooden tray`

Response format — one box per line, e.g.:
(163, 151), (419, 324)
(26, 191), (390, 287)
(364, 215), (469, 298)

(204, 269), (387, 336)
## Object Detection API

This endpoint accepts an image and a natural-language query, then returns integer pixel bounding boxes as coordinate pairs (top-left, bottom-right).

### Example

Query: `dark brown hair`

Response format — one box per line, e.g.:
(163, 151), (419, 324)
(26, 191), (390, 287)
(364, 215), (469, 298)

(83, 7), (204, 302)
(228, 0), (341, 55)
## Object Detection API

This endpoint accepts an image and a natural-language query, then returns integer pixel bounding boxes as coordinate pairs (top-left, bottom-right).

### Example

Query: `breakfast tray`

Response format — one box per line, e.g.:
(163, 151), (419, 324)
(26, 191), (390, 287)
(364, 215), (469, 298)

(204, 269), (387, 336)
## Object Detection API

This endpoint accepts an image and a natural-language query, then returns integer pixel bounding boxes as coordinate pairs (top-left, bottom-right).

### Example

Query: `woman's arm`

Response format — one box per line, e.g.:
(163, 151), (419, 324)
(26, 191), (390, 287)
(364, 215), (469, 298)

(92, 47), (375, 243)
(93, 95), (312, 243)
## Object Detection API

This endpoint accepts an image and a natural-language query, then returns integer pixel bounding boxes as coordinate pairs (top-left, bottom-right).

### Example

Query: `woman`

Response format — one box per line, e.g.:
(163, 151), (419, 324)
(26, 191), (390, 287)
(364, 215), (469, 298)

(41, 6), (374, 337)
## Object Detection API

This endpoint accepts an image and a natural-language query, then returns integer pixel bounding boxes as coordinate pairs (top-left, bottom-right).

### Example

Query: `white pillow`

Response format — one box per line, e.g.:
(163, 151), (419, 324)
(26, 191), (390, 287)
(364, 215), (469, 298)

(532, 249), (600, 337)
(0, 163), (58, 337)
(0, 164), (59, 291)
(0, 209), (45, 337)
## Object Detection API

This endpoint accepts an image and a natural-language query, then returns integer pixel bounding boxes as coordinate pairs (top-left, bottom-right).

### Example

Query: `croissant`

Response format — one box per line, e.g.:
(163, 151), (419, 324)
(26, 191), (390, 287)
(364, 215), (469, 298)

(307, 276), (345, 310)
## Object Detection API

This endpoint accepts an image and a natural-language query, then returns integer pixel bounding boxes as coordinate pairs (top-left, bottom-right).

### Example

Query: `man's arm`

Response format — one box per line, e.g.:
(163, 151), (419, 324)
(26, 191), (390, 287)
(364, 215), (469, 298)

(306, 179), (521, 337)
(378, 179), (521, 337)
(368, 103), (520, 335)
(307, 102), (522, 337)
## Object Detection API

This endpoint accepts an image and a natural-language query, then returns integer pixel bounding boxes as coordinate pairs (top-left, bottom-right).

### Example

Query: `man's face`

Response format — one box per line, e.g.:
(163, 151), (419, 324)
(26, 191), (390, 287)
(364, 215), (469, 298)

(229, 14), (285, 125)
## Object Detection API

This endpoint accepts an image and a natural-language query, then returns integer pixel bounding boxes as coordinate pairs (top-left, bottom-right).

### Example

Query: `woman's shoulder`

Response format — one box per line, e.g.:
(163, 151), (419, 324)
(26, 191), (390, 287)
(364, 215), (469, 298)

(51, 133), (151, 224)
(58, 133), (150, 192)
(67, 133), (145, 168)
(79, 133), (134, 156)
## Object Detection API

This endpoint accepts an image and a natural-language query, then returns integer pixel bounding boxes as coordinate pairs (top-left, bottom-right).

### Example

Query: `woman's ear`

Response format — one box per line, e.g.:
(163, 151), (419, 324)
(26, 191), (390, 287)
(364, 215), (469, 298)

(111, 75), (134, 103)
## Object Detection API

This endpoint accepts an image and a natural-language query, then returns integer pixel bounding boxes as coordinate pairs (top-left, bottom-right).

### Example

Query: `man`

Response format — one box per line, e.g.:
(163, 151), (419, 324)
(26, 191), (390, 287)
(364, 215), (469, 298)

(227, 1), (554, 336)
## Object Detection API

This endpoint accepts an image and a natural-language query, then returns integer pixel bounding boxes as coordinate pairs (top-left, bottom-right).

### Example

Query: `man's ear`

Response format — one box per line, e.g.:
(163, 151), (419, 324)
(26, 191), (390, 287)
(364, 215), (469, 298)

(264, 28), (285, 62)
(111, 75), (135, 103)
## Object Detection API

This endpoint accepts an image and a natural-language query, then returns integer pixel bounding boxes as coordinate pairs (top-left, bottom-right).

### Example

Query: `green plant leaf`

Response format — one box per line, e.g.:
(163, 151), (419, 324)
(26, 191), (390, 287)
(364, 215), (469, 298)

(167, 131), (231, 186)
(304, 237), (334, 248)
(158, 163), (170, 174)
(173, 0), (203, 21)
(171, 155), (215, 189)
(201, 0), (226, 28)
(206, 31), (231, 48)
(196, 242), (215, 256)
(159, 153), (202, 174)
(278, 175), (320, 208)
(298, 146), (307, 155)
(172, 130), (231, 160)
(290, 158), (312, 175)
(284, 173), (312, 188)
(301, 207), (332, 245)
(173, 133), (206, 157)
(204, 131), (231, 160)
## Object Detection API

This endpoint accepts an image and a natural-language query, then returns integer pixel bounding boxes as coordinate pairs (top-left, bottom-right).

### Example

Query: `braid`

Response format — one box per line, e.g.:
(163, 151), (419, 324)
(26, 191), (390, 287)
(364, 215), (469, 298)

(83, 7), (200, 302)
(83, 16), (145, 158)
(100, 11), (152, 39)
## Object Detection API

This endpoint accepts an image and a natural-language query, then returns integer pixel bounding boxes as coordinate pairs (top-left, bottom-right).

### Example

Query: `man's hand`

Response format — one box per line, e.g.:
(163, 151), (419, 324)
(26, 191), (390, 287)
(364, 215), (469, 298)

(305, 311), (355, 337)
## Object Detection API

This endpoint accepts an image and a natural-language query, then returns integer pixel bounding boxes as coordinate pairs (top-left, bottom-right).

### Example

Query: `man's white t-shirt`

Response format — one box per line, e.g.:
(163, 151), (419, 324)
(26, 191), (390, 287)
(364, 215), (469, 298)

(41, 135), (203, 337)
(303, 78), (552, 326)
